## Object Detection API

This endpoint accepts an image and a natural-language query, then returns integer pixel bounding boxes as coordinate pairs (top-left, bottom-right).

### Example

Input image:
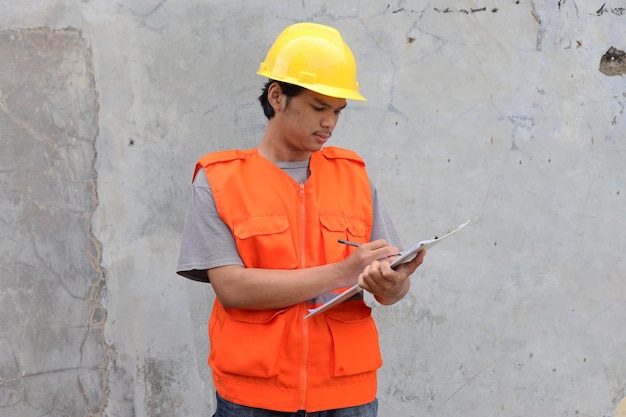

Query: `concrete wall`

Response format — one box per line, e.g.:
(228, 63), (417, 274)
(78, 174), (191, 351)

(1, 1), (625, 416)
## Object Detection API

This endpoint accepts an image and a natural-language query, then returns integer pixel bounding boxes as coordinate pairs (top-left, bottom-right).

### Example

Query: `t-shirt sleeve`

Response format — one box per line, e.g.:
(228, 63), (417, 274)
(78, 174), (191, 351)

(369, 179), (403, 248)
(176, 168), (243, 283)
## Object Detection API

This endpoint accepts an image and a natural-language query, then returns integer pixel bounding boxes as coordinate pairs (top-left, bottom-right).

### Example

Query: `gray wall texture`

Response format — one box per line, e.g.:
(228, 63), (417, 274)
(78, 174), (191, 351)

(1, 1), (625, 417)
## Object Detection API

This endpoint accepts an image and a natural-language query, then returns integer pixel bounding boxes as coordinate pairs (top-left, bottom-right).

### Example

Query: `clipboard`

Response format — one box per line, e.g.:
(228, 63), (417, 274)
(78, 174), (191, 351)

(389, 219), (471, 268)
(304, 219), (471, 319)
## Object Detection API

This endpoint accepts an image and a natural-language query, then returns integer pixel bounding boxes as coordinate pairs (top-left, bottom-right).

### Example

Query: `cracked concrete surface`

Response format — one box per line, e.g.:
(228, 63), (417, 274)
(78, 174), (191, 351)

(0, 28), (107, 416)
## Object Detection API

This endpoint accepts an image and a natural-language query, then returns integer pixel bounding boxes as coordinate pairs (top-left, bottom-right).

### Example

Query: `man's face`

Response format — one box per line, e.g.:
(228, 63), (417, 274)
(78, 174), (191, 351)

(276, 88), (347, 155)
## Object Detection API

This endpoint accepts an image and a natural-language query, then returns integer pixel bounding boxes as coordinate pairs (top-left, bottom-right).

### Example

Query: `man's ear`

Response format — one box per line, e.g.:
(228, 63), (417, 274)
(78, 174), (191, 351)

(268, 82), (283, 112)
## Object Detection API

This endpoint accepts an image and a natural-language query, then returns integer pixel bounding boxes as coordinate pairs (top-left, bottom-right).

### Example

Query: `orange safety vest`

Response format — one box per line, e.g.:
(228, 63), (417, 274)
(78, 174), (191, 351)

(195, 147), (382, 412)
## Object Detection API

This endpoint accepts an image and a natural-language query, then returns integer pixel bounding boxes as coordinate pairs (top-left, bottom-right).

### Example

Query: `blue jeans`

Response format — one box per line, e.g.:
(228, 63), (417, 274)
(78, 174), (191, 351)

(213, 392), (378, 417)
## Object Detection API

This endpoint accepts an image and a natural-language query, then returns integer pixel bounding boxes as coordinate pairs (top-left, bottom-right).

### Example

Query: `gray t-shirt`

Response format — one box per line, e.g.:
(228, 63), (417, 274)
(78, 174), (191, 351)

(176, 160), (402, 282)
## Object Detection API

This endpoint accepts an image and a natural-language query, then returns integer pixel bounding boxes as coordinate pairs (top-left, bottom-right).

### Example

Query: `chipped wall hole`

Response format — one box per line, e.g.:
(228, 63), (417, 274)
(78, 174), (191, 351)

(599, 47), (626, 76)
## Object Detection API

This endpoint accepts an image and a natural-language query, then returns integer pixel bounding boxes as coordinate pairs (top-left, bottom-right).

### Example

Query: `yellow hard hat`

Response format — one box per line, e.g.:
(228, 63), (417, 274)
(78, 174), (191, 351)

(257, 22), (366, 101)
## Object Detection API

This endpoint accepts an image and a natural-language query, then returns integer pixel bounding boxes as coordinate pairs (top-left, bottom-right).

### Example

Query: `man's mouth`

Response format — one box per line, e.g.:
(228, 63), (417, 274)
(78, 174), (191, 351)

(314, 131), (332, 141)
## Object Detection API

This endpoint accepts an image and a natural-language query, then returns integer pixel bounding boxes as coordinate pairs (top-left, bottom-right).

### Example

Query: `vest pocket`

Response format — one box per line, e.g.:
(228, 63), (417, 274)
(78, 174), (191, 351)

(319, 213), (368, 262)
(232, 215), (298, 269)
(212, 308), (287, 378)
(324, 303), (383, 376)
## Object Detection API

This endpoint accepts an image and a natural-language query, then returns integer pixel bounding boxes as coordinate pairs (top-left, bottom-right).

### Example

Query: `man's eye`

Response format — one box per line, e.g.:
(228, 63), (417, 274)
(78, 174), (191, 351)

(313, 106), (325, 111)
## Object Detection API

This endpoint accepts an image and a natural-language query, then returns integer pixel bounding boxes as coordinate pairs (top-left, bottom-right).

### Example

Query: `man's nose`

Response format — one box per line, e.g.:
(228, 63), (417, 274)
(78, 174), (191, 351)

(321, 114), (338, 129)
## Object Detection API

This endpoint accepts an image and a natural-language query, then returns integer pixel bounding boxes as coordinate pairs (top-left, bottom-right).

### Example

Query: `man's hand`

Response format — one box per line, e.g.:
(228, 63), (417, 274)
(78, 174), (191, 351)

(336, 239), (400, 288)
(358, 250), (426, 305)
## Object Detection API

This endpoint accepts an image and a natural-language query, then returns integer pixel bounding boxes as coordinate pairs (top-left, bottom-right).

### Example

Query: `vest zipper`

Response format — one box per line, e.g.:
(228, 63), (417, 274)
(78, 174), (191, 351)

(298, 303), (310, 410)
(298, 183), (306, 266)
(297, 182), (309, 410)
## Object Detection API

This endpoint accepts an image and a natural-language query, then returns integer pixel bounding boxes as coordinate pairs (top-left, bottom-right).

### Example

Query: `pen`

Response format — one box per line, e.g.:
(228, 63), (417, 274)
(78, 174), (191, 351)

(338, 239), (360, 247)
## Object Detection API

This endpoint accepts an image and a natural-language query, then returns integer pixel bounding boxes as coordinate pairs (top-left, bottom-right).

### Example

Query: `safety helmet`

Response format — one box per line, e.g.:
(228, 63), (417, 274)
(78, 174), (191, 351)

(257, 22), (366, 101)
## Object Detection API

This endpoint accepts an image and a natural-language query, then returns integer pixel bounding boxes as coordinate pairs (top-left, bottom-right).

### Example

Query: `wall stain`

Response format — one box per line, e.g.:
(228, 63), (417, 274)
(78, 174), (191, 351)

(433, 6), (499, 14)
(530, 9), (541, 24)
(386, 5), (418, 14)
(599, 47), (626, 76)
(596, 3), (626, 16)
(140, 357), (186, 415)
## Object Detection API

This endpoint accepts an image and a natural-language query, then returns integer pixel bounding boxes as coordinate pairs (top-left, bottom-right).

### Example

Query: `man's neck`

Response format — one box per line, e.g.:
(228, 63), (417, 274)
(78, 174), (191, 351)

(257, 136), (311, 163)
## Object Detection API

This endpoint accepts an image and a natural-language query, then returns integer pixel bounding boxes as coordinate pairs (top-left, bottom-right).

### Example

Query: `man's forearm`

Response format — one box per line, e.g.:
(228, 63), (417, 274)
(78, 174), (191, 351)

(207, 262), (354, 310)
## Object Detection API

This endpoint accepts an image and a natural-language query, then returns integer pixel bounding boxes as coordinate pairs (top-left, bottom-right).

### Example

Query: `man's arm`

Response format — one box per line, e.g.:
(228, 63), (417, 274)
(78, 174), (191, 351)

(208, 240), (399, 310)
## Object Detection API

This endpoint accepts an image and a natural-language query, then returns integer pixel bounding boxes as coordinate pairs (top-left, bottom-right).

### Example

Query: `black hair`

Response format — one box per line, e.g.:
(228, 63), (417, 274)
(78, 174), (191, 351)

(258, 80), (305, 119)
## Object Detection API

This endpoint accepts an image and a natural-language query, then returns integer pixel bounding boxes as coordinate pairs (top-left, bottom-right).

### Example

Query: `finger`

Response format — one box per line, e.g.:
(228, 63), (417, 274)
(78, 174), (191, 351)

(359, 240), (398, 256)
(367, 262), (400, 292)
(359, 262), (381, 291)
(361, 239), (388, 249)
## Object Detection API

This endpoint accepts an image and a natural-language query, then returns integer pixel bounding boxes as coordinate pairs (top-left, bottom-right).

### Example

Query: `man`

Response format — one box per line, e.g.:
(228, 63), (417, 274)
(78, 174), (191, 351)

(177, 22), (426, 416)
